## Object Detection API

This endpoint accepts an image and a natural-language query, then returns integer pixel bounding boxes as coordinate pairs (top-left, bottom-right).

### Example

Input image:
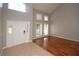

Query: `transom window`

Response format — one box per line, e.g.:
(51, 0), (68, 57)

(8, 3), (26, 12)
(44, 15), (48, 21)
(36, 13), (42, 20)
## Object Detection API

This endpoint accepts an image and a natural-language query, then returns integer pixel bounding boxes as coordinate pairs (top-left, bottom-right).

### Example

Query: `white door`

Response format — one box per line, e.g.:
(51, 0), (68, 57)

(6, 20), (30, 47)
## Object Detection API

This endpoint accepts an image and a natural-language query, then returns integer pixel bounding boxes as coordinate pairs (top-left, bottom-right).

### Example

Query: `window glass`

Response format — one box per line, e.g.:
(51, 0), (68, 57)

(44, 24), (48, 35)
(0, 3), (3, 8)
(36, 23), (42, 37)
(8, 3), (26, 12)
(36, 13), (42, 20)
(44, 15), (48, 21)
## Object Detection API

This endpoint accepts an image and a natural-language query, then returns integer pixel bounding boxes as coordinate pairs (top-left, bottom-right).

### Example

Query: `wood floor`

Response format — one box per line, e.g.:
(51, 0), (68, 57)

(3, 42), (52, 56)
(33, 36), (79, 56)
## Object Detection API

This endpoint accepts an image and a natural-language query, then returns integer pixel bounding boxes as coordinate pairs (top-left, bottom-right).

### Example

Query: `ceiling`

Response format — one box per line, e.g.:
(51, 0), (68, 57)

(31, 3), (61, 14)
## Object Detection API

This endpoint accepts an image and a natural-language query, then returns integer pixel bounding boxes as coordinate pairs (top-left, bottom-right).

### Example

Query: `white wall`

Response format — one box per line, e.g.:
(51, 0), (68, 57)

(6, 20), (31, 47)
(50, 4), (79, 42)
(0, 4), (2, 49)
(3, 3), (33, 48)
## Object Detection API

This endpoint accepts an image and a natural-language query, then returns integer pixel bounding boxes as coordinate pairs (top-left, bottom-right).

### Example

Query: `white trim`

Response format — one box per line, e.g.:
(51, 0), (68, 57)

(51, 35), (79, 42)
(32, 35), (49, 40)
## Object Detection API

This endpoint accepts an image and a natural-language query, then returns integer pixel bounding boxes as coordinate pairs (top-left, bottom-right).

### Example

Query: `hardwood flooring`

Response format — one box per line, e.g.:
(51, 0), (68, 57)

(3, 42), (52, 56)
(33, 36), (79, 56)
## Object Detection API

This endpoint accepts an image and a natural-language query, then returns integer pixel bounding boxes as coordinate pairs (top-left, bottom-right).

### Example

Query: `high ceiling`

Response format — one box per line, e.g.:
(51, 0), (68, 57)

(31, 3), (61, 14)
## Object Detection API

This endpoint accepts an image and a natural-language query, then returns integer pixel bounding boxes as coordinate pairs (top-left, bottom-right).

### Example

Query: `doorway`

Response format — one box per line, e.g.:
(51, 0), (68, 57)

(33, 11), (49, 39)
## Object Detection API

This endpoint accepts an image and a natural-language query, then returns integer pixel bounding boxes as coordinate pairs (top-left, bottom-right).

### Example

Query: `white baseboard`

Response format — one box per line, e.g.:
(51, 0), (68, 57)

(32, 35), (49, 39)
(51, 35), (79, 42)
(3, 40), (32, 49)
